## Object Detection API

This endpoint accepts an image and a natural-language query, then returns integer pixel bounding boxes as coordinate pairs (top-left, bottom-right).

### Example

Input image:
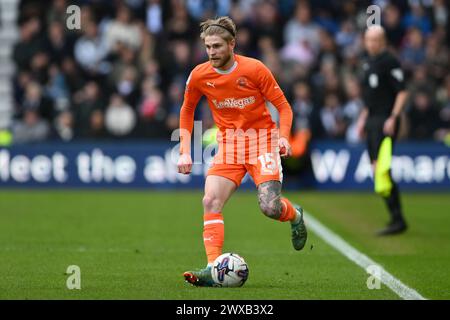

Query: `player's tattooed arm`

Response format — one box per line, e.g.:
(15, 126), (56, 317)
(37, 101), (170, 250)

(257, 181), (282, 219)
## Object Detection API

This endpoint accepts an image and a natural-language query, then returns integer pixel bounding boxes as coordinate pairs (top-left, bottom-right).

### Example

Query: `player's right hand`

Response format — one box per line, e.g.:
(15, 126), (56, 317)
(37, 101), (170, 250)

(177, 153), (193, 174)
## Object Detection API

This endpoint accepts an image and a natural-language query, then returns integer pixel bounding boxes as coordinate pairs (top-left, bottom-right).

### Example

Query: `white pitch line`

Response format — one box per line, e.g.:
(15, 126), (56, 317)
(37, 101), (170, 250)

(303, 211), (427, 300)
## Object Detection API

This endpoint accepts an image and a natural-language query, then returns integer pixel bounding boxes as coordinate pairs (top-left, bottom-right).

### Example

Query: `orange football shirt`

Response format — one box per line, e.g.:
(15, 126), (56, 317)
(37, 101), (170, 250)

(179, 54), (292, 155)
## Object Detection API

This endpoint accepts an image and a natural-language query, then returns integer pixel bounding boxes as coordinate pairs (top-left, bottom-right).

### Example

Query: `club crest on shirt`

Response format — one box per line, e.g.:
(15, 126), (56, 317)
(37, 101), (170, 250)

(236, 77), (248, 88)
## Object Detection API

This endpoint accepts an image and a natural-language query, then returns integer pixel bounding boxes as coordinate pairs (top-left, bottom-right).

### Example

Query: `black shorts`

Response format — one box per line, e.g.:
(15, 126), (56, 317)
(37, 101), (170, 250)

(365, 117), (400, 162)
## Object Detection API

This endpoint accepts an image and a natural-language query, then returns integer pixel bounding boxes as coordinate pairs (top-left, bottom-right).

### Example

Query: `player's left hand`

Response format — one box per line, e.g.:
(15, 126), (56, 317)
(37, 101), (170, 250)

(278, 137), (292, 158)
(383, 116), (397, 136)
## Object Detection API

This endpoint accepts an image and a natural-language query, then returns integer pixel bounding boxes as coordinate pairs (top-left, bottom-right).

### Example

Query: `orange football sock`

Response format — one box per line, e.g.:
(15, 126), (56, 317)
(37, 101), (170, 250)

(279, 198), (297, 222)
(203, 213), (224, 265)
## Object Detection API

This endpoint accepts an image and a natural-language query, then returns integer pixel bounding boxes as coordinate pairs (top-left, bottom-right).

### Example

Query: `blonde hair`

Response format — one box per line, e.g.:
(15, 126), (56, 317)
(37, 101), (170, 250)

(200, 16), (236, 42)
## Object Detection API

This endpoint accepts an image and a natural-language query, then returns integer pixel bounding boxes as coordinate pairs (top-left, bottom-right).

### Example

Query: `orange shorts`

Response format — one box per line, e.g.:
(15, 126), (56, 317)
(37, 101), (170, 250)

(206, 151), (283, 187)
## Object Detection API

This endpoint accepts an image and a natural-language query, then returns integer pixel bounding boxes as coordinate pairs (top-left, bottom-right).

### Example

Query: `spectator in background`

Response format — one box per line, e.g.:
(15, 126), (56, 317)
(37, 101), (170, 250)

(320, 93), (346, 139)
(45, 21), (74, 66)
(47, 0), (69, 26)
(342, 77), (364, 144)
(72, 81), (105, 139)
(108, 45), (138, 88)
(142, 59), (162, 87)
(311, 59), (342, 106)
(280, 33), (315, 68)
(424, 34), (449, 82)
(434, 75), (450, 142)
(432, 0), (448, 29)
(138, 78), (163, 122)
(12, 109), (50, 144)
(45, 64), (70, 113)
(137, 77), (168, 139)
(13, 17), (44, 72)
(19, 81), (54, 123)
(315, 7), (339, 35)
(186, 0), (231, 20)
(339, 0), (359, 23)
(408, 91), (441, 140)
(257, 36), (277, 62)
(104, 94), (137, 137)
(234, 0), (259, 19)
(104, 4), (142, 52)
(316, 29), (340, 70)
(279, 17), (314, 84)
(400, 27), (426, 72)
(164, 1), (196, 42)
(289, 81), (316, 156)
(436, 75), (450, 114)
(228, 1), (250, 28)
(407, 65), (435, 101)
(382, 4), (405, 48)
(114, 66), (140, 107)
(146, 0), (163, 35)
(74, 20), (110, 77)
(54, 110), (74, 142)
(291, 81), (315, 134)
(402, 3), (432, 35)
(165, 81), (184, 131)
(339, 33), (363, 77)
(60, 56), (86, 96)
(79, 3), (97, 32)
(283, 2), (321, 53)
(165, 40), (194, 85)
(13, 71), (32, 110)
(29, 50), (50, 84)
(253, 0), (283, 49)
(124, 0), (146, 15)
(335, 20), (358, 51)
(138, 23), (157, 69)
(234, 26), (255, 57)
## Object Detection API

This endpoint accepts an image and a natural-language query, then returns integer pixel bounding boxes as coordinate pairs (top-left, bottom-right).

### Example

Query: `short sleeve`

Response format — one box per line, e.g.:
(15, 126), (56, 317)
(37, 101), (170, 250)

(386, 56), (406, 93)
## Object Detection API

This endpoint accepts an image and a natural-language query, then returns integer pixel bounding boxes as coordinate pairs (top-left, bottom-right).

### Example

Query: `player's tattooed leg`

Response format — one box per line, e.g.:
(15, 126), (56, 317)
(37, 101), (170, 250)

(257, 180), (282, 220)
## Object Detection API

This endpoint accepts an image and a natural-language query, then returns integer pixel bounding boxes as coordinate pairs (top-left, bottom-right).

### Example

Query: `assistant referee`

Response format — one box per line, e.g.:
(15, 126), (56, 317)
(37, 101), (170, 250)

(357, 25), (408, 236)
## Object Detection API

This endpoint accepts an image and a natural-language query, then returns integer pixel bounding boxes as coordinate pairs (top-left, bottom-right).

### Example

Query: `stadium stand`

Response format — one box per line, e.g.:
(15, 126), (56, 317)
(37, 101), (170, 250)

(3, 0), (449, 145)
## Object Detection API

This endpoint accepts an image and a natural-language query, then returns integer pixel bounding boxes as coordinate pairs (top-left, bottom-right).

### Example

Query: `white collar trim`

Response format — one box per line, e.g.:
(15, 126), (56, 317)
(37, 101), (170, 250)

(213, 61), (238, 74)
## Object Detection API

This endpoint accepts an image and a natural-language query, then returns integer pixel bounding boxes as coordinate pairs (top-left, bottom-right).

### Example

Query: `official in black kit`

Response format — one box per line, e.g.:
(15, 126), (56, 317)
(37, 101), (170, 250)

(357, 25), (408, 235)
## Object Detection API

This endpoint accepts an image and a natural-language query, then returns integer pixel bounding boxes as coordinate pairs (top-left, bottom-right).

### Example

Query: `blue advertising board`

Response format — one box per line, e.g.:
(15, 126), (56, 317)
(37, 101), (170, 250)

(309, 142), (450, 191)
(0, 141), (449, 190)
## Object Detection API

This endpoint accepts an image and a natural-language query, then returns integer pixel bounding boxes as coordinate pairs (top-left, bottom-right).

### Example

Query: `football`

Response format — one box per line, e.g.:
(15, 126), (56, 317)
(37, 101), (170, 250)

(212, 253), (249, 287)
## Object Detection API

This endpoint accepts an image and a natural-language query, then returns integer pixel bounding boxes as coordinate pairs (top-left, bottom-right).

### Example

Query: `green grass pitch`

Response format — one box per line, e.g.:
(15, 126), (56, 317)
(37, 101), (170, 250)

(0, 190), (449, 299)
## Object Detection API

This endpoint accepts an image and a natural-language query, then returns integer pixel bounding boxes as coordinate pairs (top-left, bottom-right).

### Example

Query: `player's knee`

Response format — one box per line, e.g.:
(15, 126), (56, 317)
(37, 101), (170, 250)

(202, 194), (223, 212)
(258, 201), (281, 220)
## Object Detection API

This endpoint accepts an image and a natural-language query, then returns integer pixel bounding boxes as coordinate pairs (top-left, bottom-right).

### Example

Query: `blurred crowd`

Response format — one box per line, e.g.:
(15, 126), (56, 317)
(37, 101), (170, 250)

(10, 0), (450, 145)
